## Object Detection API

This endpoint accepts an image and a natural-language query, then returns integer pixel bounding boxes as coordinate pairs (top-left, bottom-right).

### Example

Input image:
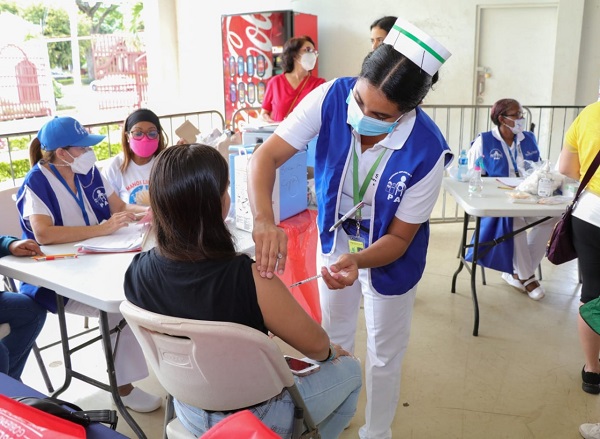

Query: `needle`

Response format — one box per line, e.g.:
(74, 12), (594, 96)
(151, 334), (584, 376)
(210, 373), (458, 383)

(289, 274), (323, 288)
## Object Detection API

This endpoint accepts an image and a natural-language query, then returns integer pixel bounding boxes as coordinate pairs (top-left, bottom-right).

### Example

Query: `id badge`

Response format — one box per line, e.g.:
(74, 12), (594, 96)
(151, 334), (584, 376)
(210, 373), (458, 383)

(348, 236), (366, 253)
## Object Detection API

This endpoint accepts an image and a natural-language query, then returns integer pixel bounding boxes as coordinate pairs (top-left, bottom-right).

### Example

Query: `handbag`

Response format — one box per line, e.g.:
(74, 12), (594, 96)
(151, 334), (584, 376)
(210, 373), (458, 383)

(546, 149), (600, 264)
(12, 396), (119, 429)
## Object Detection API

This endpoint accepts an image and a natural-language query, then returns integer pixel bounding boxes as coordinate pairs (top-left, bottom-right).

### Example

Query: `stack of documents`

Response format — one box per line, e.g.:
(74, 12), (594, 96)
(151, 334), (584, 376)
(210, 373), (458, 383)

(75, 223), (150, 254)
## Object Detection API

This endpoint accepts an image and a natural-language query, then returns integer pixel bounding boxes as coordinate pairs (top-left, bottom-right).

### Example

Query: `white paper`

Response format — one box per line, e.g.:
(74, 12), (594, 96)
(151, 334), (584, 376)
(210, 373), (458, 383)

(74, 223), (149, 253)
(496, 177), (524, 187)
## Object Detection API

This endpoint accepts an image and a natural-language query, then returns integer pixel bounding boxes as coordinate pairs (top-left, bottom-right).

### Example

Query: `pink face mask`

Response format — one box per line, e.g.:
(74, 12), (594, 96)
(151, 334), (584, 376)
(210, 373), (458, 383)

(129, 137), (159, 158)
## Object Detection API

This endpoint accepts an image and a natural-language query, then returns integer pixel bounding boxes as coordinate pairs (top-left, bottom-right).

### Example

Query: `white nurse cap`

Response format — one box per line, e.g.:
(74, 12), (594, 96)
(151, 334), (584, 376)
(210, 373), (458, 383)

(383, 17), (451, 76)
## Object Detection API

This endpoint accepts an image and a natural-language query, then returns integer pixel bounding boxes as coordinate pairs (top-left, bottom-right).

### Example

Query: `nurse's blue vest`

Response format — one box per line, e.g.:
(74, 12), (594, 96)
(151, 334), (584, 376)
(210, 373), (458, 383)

(479, 131), (539, 177)
(465, 130), (540, 272)
(315, 77), (451, 296)
(16, 164), (111, 313)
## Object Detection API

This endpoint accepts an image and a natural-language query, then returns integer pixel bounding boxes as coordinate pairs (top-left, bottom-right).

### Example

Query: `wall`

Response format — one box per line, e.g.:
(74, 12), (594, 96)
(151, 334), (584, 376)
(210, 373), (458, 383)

(144, 0), (600, 120)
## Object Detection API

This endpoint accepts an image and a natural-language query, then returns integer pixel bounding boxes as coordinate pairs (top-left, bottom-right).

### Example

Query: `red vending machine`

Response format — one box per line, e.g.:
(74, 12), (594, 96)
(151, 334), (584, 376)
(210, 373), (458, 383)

(221, 10), (318, 127)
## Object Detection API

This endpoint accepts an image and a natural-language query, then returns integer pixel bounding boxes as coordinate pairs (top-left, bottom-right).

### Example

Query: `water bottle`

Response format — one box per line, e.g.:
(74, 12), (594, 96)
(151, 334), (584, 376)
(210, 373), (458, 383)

(469, 162), (483, 197)
(457, 150), (468, 181)
(537, 161), (553, 197)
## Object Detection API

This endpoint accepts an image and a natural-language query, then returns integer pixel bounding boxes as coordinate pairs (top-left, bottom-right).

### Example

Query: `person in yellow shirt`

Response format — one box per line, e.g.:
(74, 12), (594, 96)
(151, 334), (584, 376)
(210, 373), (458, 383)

(558, 102), (600, 439)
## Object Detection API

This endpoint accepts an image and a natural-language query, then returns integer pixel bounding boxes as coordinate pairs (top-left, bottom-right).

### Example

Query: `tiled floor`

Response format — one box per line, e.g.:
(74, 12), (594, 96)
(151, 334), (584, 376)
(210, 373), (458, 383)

(18, 221), (598, 438)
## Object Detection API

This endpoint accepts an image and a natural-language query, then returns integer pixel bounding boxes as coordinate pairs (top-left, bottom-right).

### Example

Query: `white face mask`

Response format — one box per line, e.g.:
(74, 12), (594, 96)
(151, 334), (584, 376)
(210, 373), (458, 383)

(300, 52), (317, 71)
(65, 149), (97, 175)
(505, 117), (526, 135)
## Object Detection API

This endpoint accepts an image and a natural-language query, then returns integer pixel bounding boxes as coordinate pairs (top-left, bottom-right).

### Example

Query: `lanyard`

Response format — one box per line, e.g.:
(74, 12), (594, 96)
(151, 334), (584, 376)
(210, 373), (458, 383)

(507, 142), (520, 177)
(352, 145), (386, 219)
(49, 164), (91, 226)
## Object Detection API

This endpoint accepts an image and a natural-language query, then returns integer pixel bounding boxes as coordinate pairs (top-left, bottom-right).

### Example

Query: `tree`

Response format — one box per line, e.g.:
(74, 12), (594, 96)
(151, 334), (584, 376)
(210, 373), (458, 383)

(0, 2), (18, 14)
(75, 1), (123, 79)
(23, 5), (72, 69)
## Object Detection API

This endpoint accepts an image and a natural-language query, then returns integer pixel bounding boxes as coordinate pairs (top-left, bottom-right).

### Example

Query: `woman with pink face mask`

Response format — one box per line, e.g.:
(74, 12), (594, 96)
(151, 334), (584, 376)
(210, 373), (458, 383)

(103, 108), (168, 206)
(466, 98), (555, 301)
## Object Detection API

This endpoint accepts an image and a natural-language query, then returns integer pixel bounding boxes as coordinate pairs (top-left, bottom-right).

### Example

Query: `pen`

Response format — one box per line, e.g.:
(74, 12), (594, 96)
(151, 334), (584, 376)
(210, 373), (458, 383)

(497, 186), (514, 190)
(289, 274), (323, 288)
(328, 201), (365, 233)
(33, 254), (78, 261)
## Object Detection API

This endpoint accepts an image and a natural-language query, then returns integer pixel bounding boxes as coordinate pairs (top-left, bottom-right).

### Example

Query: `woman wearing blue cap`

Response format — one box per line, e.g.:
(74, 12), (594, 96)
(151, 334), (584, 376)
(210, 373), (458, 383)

(248, 17), (452, 439)
(15, 116), (161, 413)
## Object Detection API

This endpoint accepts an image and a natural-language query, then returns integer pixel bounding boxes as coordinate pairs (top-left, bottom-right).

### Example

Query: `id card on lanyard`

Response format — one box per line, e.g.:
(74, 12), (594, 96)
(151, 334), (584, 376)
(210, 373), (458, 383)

(349, 143), (386, 253)
(49, 164), (91, 226)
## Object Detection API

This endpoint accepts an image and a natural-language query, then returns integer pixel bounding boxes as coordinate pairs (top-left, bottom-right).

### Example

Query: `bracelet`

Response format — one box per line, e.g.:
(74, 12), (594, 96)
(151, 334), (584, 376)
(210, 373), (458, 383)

(321, 343), (336, 362)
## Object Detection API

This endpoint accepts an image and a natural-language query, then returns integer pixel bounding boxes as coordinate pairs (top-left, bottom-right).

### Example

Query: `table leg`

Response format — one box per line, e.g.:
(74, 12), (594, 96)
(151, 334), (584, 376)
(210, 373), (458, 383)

(98, 311), (147, 439)
(451, 213), (470, 293)
(50, 296), (72, 397)
(470, 217), (481, 336)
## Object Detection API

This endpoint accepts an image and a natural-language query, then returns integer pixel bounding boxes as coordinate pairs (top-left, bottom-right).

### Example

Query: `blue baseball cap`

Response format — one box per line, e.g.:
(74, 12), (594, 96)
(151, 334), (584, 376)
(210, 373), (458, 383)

(38, 117), (105, 151)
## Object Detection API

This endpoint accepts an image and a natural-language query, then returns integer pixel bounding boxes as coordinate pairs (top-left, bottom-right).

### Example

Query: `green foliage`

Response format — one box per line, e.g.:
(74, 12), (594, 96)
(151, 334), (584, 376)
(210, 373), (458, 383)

(52, 78), (63, 100)
(130, 2), (144, 33)
(93, 141), (122, 161)
(6, 136), (30, 151)
(0, 159), (31, 182)
(0, 2), (18, 14)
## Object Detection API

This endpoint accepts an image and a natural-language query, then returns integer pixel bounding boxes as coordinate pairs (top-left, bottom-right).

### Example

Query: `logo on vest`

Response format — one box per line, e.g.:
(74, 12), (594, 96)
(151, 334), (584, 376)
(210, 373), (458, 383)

(385, 171), (411, 203)
(490, 149), (503, 161)
(93, 187), (109, 208)
(523, 150), (537, 158)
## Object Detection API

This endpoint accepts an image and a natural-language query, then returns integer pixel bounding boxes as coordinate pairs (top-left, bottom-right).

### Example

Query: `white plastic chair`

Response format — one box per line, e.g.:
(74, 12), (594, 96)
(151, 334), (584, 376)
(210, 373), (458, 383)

(119, 301), (320, 439)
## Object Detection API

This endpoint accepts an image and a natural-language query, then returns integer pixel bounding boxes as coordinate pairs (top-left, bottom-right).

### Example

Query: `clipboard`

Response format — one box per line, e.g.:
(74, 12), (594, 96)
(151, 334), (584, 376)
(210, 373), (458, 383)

(175, 120), (200, 144)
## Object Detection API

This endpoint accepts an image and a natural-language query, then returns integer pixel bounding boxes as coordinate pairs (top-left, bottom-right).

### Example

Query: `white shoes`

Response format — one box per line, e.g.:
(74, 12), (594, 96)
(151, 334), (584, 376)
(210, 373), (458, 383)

(580, 423), (600, 439)
(121, 387), (162, 413)
(501, 273), (525, 291)
(501, 273), (545, 301)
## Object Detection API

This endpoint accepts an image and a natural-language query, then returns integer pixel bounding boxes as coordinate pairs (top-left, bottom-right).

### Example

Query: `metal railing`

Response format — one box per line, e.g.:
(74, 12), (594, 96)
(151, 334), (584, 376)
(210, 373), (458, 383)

(0, 105), (585, 221)
(0, 109), (225, 189)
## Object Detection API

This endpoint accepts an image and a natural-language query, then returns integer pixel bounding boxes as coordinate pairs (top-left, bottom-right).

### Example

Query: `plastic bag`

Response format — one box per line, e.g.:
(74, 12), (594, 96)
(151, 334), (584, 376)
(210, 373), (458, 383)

(516, 161), (564, 195)
(0, 394), (86, 438)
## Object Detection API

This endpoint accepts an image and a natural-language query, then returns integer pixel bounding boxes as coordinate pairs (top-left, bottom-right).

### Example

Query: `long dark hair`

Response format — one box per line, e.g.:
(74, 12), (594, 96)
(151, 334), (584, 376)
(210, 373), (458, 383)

(370, 16), (397, 33)
(149, 144), (235, 261)
(359, 44), (439, 113)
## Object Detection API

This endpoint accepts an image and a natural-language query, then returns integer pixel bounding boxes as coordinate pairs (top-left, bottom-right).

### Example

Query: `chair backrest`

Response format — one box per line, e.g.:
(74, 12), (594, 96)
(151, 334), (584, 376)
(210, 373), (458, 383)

(119, 301), (296, 412)
(0, 186), (21, 238)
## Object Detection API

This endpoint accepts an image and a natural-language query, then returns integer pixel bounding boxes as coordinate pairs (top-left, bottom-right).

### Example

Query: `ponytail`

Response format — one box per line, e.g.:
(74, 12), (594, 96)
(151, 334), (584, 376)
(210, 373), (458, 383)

(29, 137), (56, 167)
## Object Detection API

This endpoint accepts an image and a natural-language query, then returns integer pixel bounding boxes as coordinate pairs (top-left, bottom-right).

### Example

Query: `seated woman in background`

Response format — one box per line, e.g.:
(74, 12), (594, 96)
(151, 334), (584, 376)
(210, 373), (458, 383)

(369, 15), (397, 51)
(260, 35), (325, 123)
(467, 98), (555, 301)
(124, 144), (362, 438)
(0, 235), (46, 381)
(16, 116), (161, 412)
(102, 108), (167, 206)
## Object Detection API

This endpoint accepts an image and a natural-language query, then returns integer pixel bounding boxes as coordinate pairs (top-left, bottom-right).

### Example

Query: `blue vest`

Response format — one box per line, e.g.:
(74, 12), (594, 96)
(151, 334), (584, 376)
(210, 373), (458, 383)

(465, 131), (539, 272)
(315, 77), (451, 295)
(16, 164), (111, 312)
(479, 131), (539, 177)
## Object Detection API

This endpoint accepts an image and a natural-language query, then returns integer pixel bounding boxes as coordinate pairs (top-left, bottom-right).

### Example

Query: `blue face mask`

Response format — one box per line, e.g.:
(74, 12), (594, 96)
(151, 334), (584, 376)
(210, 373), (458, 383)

(346, 90), (402, 136)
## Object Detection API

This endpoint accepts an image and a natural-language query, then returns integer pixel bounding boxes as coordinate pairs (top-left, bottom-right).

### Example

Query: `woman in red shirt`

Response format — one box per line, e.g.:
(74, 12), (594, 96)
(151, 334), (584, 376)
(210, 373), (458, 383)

(260, 35), (325, 122)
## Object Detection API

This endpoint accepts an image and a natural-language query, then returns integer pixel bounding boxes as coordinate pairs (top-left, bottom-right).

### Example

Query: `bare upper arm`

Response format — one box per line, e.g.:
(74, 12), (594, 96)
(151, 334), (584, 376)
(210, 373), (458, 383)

(252, 263), (329, 358)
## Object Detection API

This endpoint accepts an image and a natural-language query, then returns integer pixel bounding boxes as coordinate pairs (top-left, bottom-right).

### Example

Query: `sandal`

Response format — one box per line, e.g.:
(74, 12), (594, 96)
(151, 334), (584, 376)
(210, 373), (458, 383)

(522, 277), (545, 301)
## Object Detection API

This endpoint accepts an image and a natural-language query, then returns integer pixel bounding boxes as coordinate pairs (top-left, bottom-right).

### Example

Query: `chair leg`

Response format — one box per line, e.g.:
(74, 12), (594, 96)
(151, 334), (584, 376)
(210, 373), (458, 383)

(480, 265), (487, 285)
(164, 394), (175, 439)
(32, 342), (54, 393)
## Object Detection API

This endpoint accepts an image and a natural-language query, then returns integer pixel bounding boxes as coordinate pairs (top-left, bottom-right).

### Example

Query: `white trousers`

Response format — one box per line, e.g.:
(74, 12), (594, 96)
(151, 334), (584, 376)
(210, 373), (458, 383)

(64, 300), (149, 386)
(511, 216), (557, 279)
(317, 231), (417, 439)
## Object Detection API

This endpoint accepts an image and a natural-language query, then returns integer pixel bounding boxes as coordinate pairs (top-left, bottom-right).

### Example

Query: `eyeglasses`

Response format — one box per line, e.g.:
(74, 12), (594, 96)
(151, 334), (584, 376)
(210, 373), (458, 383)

(303, 47), (319, 56)
(503, 111), (525, 119)
(129, 130), (159, 140)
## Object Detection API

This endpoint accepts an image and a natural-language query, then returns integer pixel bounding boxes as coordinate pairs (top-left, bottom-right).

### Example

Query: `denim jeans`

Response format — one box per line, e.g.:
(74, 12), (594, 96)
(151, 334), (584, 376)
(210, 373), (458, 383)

(0, 291), (47, 380)
(174, 355), (362, 438)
